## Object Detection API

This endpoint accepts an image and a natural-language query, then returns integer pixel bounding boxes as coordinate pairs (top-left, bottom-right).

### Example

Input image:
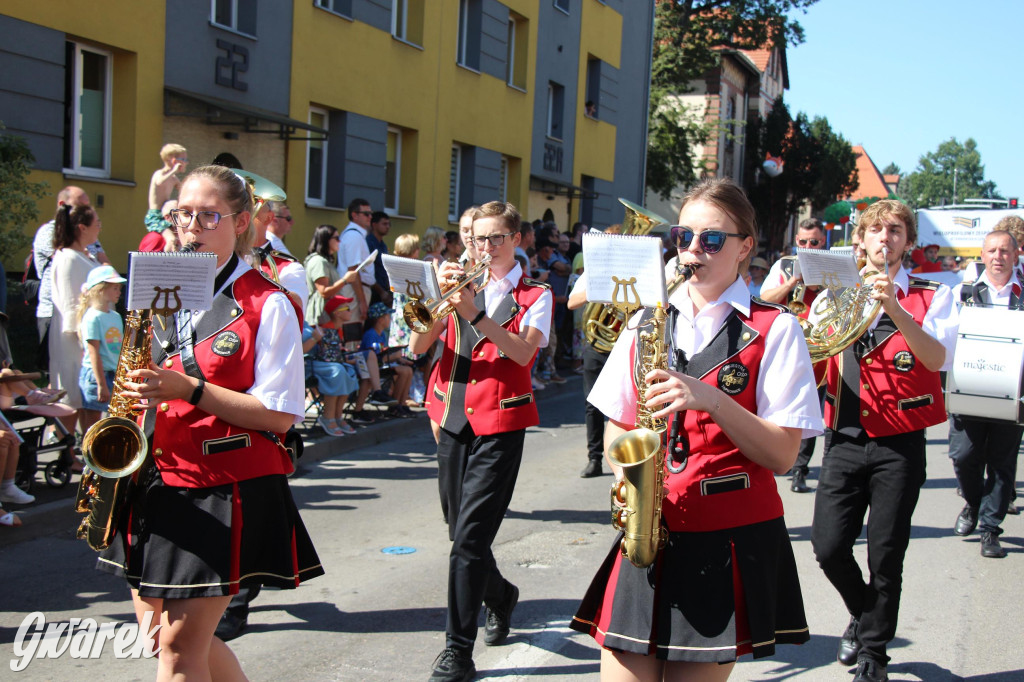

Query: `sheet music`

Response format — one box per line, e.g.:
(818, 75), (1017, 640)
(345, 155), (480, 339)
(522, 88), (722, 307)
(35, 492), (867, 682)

(356, 249), (379, 275)
(796, 248), (860, 287)
(829, 245), (855, 257)
(582, 233), (667, 308)
(126, 251), (217, 311)
(382, 255), (441, 302)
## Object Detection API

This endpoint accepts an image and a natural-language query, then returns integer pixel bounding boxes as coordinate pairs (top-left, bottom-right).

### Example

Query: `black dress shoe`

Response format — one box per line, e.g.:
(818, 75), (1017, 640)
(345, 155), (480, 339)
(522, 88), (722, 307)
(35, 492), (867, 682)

(428, 647), (475, 682)
(483, 583), (519, 646)
(852, 657), (888, 682)
(837, 616), (861, 666)
(790, 469), (812, 493)
(981, 532), (1007, 558)
(215, 611), (247, 642)
(580, 460), (603, 478)
(954, 505), (978, 536)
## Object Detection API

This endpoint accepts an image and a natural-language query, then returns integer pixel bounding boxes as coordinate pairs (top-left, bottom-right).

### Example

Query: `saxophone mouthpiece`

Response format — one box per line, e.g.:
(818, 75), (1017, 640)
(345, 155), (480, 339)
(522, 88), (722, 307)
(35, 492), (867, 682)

(180, 242), (198, 253)
(680, 263), (695, 281)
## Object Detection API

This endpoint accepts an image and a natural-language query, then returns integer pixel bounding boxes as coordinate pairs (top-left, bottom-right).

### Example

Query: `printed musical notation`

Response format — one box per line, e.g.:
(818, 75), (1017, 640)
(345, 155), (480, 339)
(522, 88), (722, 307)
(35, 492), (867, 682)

(381, 255), (442, 302)
(796, 248), (861, 288)
(582, 233), (667, 308)
(127, 251), (217, 312)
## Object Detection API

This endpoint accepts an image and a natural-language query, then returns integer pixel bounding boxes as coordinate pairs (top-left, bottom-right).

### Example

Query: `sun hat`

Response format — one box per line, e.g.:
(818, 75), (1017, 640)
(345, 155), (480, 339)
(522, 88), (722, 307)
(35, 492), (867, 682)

(81, 265), (126, 294)
(367, 302), (393, 319)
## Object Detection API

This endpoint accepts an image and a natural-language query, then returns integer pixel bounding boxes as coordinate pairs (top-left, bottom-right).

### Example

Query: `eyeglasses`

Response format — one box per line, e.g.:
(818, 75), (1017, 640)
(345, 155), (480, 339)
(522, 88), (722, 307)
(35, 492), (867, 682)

(276, 214), (294, 223)
(670, 226), (747, 255)
(797, 238), (822, 247)
(354, 210), (373, 217)
(472, 233), (514, 248)
(168, 209), (239, 231)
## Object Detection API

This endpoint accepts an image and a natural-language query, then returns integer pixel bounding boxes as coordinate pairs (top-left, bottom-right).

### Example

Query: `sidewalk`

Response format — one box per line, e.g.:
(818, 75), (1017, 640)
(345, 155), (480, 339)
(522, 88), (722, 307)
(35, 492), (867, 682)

(0, 374), (582, 548)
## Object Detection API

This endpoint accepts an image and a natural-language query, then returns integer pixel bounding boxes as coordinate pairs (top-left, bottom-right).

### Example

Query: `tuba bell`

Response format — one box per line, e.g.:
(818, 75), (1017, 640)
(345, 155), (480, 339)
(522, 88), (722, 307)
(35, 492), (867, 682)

(582, 199), (672, 353)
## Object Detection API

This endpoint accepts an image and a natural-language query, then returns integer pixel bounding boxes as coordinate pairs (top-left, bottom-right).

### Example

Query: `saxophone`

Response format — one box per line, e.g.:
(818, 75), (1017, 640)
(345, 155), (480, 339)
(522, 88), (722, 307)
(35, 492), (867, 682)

(75, 309), (152, 551)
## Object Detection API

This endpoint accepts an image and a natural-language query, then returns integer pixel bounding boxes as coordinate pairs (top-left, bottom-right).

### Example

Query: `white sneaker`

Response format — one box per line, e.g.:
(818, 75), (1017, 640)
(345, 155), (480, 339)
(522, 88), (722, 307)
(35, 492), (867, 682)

(0, 486), (35, 505)
(531, 377), (546, 391)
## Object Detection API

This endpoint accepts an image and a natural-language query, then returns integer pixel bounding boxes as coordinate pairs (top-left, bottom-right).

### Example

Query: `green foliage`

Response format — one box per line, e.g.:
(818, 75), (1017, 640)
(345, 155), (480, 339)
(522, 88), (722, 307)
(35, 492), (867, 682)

(881, 162), (901, 176)
(0, 124), (49, 258)
(647, 0), (819, 196)
(744, 98), (858, 253)
(899, 137), (999, 209)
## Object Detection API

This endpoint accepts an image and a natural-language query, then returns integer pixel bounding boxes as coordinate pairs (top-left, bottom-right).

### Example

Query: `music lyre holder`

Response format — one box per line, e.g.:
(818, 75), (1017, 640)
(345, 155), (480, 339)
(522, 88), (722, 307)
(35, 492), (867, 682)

(150, 285), (183, 330)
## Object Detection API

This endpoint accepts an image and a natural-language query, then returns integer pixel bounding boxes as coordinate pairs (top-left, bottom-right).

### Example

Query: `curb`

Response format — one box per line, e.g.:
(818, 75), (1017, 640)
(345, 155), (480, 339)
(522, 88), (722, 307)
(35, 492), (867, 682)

(0, 373), (583, 548)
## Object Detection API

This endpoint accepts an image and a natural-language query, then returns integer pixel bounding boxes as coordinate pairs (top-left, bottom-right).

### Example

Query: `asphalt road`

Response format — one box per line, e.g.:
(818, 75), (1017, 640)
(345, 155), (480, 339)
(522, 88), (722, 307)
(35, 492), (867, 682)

(1, 378), (1022, 681)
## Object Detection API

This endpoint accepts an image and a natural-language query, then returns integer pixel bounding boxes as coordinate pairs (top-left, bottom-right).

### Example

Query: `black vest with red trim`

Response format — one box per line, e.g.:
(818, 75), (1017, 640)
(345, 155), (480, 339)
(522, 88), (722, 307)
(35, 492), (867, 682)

(149, 268), (300, 488)
(823, 276), (946, 438)
(427, 276), (549, 436)
(629, 300), (787, 533)
(779, 255), (817, 320)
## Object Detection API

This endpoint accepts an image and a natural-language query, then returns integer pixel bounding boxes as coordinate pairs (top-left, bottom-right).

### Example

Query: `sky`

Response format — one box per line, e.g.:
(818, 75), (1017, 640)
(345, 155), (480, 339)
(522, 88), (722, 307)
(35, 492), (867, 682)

(784, 0), (1021, 197)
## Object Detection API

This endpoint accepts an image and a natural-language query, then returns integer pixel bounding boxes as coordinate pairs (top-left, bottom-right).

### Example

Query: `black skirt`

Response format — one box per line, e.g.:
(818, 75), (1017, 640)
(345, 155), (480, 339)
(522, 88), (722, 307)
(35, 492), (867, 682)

(570, 516), (808, 663)
(97, 467), (324, 599)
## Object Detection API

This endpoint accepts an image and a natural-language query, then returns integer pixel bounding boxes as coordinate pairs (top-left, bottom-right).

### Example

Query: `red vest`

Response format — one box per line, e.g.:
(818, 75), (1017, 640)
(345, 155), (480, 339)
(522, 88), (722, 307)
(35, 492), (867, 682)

(630, 301), (787, 532)
(427, 277), (550, 436)
(151, 269), (298, 487)
(823, 277), (946, 437)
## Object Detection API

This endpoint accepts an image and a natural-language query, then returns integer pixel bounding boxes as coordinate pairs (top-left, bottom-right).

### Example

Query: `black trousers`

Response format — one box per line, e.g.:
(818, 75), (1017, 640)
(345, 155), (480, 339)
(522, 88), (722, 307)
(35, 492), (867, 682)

(582, 344), (609, 462)
(948, 415), (1023, 535)
(811, 429), (926, 665)
(792, 385), (826, 475)
(438, 424), (525, 654)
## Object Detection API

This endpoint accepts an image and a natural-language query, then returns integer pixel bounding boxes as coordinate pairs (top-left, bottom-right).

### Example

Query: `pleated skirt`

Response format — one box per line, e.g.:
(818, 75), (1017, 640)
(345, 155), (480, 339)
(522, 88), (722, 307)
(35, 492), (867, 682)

(97, 468), (324, 599)
(570, 516), (808, 663)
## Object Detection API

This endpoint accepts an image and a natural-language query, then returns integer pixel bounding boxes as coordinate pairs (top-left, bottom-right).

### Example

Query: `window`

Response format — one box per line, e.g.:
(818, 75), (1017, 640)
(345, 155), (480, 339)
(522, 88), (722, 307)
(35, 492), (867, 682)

(554, 0), (570, 14)
(307, 108), (328, 205)
(392, 0), (424, 45)
(385, 127), (401, 213)
(499, 156), (509, 202)
(393, 0), (407, 39)
(457, 0), (481, 70)
(505, 12), (527, 89)
(63, 42), (112, 176)
(212, 0), (257, 36)
(725, 95), (736, 151)
(585, 57), (601, 118)
(316, 0), (352, 16)
(449, 145), (462, 221)
(547, 82), (565, 140)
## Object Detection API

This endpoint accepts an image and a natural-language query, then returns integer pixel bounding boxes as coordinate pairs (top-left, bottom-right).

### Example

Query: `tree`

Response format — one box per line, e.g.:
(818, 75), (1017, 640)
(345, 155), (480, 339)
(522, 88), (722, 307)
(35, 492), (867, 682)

(646, 0), (819, 198)
(881, 162), (901, 176)
(744, 99), (857, 254)
(0, 123), (49, 258)
(899, 137), (999, 209)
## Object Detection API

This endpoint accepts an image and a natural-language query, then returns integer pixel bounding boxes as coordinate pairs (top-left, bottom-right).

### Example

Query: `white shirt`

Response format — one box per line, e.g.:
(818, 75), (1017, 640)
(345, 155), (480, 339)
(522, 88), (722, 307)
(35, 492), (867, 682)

(339, 221), (374, 286)
(483, 263), (553, 345)
(590, 275), (823, 438)
(808, 266), (959, 371)
(255, 241), (309, 312)
(951, 271), (1021, 308)
(763, 256), (791, 290)
(196, 258), (306, 424)
(266, 232), (292, 256)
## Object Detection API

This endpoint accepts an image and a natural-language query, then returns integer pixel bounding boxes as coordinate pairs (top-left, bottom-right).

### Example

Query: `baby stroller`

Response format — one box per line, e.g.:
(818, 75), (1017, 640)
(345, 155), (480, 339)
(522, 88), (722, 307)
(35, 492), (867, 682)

(4, 402), (78, 493)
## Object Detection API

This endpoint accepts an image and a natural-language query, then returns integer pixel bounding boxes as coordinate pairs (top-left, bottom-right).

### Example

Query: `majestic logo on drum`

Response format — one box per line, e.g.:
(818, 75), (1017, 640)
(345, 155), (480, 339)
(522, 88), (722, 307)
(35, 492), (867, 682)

(717, 363), (749, 395)
(893, 351), (915, 372)
(211, 331), (241, 356)
(961, 357), (1006, 373)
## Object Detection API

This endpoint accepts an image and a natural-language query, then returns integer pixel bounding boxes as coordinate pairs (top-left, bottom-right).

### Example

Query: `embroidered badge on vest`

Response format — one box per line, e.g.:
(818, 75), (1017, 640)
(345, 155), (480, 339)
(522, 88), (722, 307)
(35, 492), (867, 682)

(717, 363), (750, 395)
(893, 350), (915, 372)
(212, 330), (242, 357)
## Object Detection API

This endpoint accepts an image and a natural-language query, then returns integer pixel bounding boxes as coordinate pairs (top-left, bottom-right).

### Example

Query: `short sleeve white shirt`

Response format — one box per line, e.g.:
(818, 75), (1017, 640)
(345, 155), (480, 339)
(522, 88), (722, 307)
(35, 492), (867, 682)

(339, 222), (374, 286)
(589, 275), (823, 438)
(484, 263), (553, 345)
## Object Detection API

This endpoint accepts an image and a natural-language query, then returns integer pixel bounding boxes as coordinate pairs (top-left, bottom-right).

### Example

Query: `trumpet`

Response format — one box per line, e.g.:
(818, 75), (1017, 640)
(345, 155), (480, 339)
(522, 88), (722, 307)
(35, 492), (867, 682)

(403, 255), (491, 334)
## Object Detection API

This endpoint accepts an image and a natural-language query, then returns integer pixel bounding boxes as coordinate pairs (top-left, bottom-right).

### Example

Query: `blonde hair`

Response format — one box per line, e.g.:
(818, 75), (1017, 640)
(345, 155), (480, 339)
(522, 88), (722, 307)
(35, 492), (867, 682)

(421, 226), (446, 255)
(160, 143), (187, 162)
(394, 232), (421, 258)
(181, 165), (255, 257)
(74, 282), (118, 331)
(993, 215), (1024, 246)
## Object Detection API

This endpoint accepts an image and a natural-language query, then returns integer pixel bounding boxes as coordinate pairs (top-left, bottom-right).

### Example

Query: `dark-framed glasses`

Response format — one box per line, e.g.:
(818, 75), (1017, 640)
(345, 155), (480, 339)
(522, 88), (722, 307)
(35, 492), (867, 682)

(472, 233), (514, 248)
(670, 226), (747, 255)
(797, 238), (821, 247)
(168, 209), (239, 231)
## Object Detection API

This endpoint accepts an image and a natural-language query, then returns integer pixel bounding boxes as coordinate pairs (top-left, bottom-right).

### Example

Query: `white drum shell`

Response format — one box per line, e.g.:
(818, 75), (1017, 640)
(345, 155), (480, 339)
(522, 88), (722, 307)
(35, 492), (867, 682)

(946, 306), (1024, 423)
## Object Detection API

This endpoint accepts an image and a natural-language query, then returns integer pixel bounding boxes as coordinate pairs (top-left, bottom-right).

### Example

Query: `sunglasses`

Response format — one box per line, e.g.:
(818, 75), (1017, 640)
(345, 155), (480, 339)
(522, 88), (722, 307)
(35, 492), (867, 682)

(670, 226), (747, 255)
(797, 238), (821, 247)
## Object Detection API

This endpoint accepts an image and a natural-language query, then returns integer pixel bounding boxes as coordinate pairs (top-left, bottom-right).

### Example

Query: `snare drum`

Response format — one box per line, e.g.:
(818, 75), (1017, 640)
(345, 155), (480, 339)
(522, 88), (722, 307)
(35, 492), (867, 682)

(946, 306), (1024, 423)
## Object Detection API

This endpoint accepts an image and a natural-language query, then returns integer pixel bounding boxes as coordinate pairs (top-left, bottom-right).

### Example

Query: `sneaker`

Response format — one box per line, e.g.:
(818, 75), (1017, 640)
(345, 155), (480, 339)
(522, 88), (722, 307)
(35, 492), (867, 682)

(368, 390), (399, 407)
(398, 405), (415, 417)
(349, 411), (376, 426)
(483, 582), (519, 646)
(336, 420), (357, 435)
(0, 486), (35, 505)
(531, 377), (546, 391)
(428, 647), (475, 682)
(547, 374), (567, 385)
